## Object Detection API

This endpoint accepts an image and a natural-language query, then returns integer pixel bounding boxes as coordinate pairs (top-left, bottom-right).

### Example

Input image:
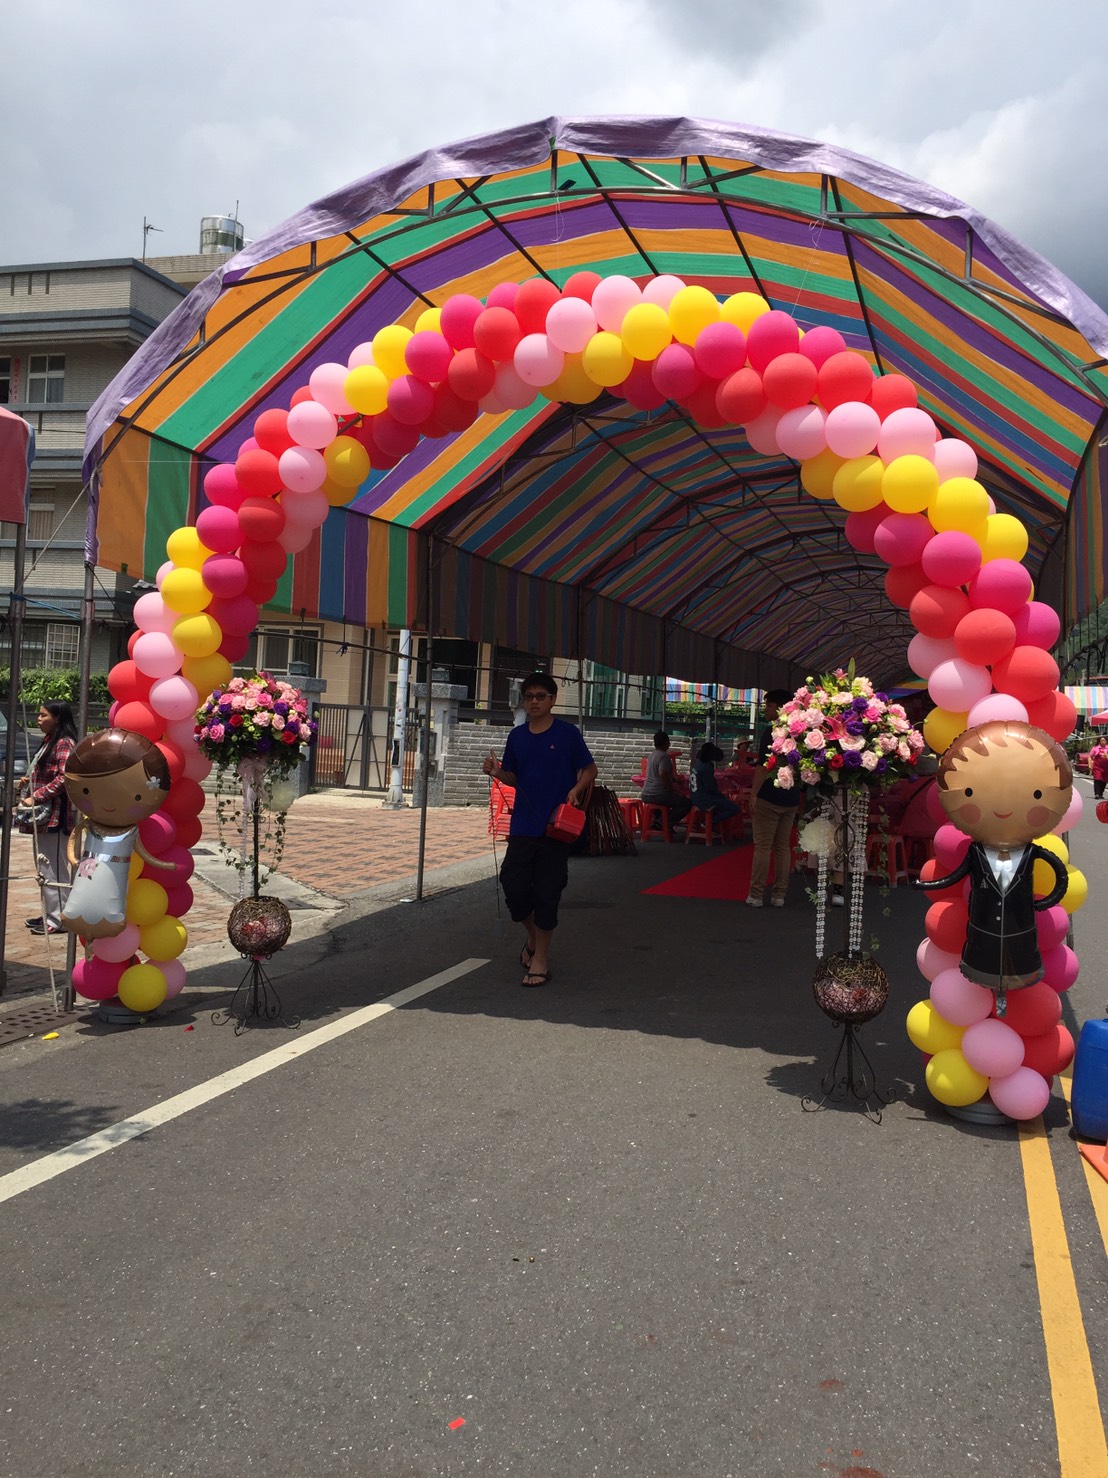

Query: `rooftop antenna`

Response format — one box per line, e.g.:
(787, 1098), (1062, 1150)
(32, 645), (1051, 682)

(142, 217), (163, 263)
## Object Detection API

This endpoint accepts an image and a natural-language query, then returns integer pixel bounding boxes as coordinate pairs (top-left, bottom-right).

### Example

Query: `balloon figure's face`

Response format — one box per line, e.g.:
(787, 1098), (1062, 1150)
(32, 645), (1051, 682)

(939, 722), (1071, 848)
(65, 760), (167, 829)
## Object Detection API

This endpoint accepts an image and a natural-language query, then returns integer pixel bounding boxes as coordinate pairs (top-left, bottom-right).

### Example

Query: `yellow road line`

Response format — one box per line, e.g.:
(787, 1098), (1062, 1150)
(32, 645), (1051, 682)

(1018, 1114), (1108, 1476)
(1058, 1077), (1108, 1259)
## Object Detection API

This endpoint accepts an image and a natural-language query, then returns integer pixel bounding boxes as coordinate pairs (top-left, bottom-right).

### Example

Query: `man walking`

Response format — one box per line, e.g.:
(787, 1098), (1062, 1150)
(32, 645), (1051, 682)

(483, 673), (597, 985)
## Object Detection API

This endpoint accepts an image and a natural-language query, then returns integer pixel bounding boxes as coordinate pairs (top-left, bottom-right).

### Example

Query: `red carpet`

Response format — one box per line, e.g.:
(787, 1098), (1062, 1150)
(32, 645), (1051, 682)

(643, 843), (756, 900)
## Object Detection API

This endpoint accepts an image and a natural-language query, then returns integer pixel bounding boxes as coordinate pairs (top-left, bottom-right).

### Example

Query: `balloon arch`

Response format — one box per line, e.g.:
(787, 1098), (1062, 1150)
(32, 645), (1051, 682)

(97, 273), (1087, 1117)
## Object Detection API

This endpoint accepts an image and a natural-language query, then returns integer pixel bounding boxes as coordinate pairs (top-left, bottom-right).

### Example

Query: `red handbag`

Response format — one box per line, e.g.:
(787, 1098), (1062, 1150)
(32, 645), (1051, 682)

(546, 803), (586, 843)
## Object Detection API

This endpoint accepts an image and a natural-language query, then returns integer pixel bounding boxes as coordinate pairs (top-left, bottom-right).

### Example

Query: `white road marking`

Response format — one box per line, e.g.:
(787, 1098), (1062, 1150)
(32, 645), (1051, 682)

(0, 958), (489, 1206)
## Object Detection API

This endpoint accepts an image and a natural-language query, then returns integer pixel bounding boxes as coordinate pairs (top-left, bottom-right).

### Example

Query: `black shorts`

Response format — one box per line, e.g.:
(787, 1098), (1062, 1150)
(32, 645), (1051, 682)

(499, 835), (570, 932)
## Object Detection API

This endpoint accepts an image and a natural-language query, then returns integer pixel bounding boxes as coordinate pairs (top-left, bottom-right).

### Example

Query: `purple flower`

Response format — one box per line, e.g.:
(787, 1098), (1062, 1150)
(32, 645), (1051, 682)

(852, 696), (868, 712)
(875, 692), (888, 704)
(274, 701), (289, 716)
(845, 718), (864, 736)
(786, 750), (801, 766)
(875, 756), (888, 773)
(256, 736), (273, 753)
(843, 750), (863, 768)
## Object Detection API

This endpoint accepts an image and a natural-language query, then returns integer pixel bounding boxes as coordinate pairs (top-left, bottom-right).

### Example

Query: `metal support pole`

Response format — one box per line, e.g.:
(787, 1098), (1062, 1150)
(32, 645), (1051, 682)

(0, 521), (28, 997)
(384, 628), (411, 808)
(415, 540), (434, 902)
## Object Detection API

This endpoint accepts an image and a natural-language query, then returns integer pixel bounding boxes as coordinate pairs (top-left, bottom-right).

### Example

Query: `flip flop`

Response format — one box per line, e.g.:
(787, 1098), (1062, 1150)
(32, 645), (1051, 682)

(520, 969), (551, 988)
(519, 944), (535, 970)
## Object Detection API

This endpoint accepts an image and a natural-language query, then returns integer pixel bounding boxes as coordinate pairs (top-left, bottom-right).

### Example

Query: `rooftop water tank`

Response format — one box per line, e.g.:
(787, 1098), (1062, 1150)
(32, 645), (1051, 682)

(199, 215), (244, 255)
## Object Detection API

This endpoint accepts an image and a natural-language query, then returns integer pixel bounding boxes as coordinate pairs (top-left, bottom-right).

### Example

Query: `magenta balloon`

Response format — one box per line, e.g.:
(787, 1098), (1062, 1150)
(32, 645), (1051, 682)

(968, 559), (1033, 615)
(107, 701), (121, 725)
(485, 282), (519, 312)
(439, 293), (484, 349)
(163, 881), (194, 917)
(934, 824), (971, 871)
(278, 444), (327, 493)
(81, 954), (129, 999)
(932, 437), (979, 482)
(1052, 788), (1083, 835)
(404, 331), (454, 384)
(693, 321), (746, 379)
(917, 938), (962, 981)
(1012, 600), (1061, 650)
(149, 674), (200, 721)
(930, 968), (994, 1026)
(988, 1066), (1050, 1120)
(208, 594), (258, 635)
(1036, 905), (1070, 952)
(652, 344), (701, 399)
(876, 407), (938, 462)
(745, 310), (799, 372)
(962, 1018), (1025, 1078)
(920, 530), (982, 588)
(843, 502), (890, 554)
(202, 553), (249, 598)
(203, 463), (247, 509)
(387, 374), (436, 426)
(907, 633), (958, 680)
(966, 693), (1028, 727)
(133, 630), (182, 680)
(798, 325), (846, 369)
(195, 505), (241, 554)
(776, 405), (827, 462)
(873, 512), (933, 567)
(513, 334), (564, 387)
(824, 401), (881, 459)
(91, 923), (141, 964)
(927, 657), (992, 711)
(162, 844), (195, 882)
(133, 591), (177, 635)
(287, 400), (337, 450)
(1041, 943), (1079, 992)
(140, 811), (177, 855)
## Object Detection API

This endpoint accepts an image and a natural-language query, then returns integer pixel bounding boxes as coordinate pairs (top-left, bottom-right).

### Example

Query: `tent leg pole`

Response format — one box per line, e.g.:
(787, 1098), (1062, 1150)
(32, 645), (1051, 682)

(0, 522), (28, 998)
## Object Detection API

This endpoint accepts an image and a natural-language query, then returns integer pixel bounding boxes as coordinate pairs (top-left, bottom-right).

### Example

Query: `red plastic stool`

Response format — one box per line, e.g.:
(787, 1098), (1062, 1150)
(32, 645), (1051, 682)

(866, 830), (909, 886)
(640, 802), (674, 843)
(618, 797), (643, 835)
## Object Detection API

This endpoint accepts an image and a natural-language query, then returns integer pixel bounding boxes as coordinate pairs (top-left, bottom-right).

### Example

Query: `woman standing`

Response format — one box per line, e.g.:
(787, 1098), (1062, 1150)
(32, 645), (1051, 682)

(17, 701), (78, 935)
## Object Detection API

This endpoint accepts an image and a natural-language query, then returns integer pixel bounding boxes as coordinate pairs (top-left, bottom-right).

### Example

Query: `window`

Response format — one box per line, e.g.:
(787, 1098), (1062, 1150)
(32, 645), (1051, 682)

(45, 623), (80, 668)
(27, 503), (53, 541)
(234, 625), (321, 679)
(26, 354), (64, 404)
(0, 357), (10, 404)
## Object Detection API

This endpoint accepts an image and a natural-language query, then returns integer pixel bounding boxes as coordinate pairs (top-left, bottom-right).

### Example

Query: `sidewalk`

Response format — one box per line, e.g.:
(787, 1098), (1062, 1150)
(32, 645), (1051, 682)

(1, 793), (496, 1000)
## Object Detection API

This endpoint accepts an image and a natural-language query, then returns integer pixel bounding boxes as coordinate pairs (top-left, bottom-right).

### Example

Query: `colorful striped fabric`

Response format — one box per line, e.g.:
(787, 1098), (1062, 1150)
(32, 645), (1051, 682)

(85, 118), (1108, 687)
(1064, 685), (1108, 713)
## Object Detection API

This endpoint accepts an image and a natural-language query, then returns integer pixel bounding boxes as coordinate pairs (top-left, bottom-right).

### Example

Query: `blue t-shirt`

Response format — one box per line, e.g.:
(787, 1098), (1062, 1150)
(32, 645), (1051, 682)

(502, 719), (594, 838)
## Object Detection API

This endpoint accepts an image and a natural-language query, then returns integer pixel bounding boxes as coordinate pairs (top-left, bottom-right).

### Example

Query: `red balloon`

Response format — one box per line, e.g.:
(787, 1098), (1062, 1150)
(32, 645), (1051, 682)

(514, 279), (561, 335)
(432, 384), (481, 432)
(289, 386), (314, 407)
(990, 646), (1060, 704)
(207, 594), (259, 636)
(953, 608), (1016, 667)
(762, 352), (817, 410)
(237, 496), (286, 543)
(108, 659), (153, 704)
(868, 374), (918, 418)
(844, 502), (891, 554)
(162, 778), (205, 822)
(716, 367), (767, 424)
(561, 271), (602, 302)
(447, 348), (497, 402)
(114, 700), (165, 742)
(817, 351), (874, 409)
(1020, 1024), (1074, 1079)
(884, 563), (928, 609)
(219, 630), (252, 662)
(235, 448), (283, 498)
(239, 539), (288, 584)
(925, 781), (948, 830)
(155, 741), (186, 784)
(253, 408), (295, 456)
(372, 413), (421, 458)
(918, 857), (968, 903)
(439, 294), (484, 350)
(473, 307), (523, 362)
(127, 631), (140, 658)
(925, 899), (969, 954)
(686, 378), (726, 428)
(174, 815), (204, 850)
(910, 584), (971, 639)
(618, 360), (667, 411)
(1024, 690), (1078, 743)
(387, 374), (436, 426)
(1002, 981), (1061, 1037)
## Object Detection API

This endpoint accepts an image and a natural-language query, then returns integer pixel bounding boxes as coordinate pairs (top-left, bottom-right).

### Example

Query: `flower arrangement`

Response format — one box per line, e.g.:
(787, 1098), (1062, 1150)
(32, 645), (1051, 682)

(768, 662), (925, 792)
(195, 673), (316, 778)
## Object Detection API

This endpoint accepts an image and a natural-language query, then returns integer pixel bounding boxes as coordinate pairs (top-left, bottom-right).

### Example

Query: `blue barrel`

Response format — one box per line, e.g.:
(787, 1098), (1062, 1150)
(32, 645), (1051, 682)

(1071, 1019), (1108, 1141)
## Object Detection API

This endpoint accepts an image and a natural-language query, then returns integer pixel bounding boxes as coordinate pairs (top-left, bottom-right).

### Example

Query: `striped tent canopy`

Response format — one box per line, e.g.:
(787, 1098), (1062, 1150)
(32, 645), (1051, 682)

(85, 117), (1108, 688)
(665, 681), (761, 705)
(1064, 684), (1108, 713)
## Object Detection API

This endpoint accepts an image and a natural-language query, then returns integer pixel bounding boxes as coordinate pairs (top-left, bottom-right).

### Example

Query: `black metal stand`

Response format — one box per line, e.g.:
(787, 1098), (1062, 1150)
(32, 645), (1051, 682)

(802, 1020), (893, 1124)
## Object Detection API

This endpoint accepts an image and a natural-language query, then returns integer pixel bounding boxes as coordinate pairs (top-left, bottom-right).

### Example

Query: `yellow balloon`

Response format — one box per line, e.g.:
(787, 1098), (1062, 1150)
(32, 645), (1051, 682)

(928, 476), (989, 536)
(323, 435), (371, 489)
(182, 652), (232, 699)
(172, 612), (223, 659)
(166, 526), (214, 571)
(832, 455), (887, 512)
(414, 306), (442, 334)
(799, 448), (846, 501)
(925, 1047), (990, 1107)
(923, 706), (968, 755)
(618, 304), (672, 362)
(1034, 832), (1069, 865)
(161, 566), (212, 616)
(906, 1000), (965, 1056)
(882, 454), (940, 514)
(979, 512), (1029, 563)
(139, 915), (188, 961)
(1061, 866), (1088, 915)
(668, 285), (719, 346)
(125, 878), (168, 927)
(128, 852), (143, 883)
(322, 477), (357, 508)
(543, 353), (602, 405)
(720, 291), (770, 333)
(117, 962), (168, 1014)
(582, 330), (635, 387)
(343, 365), (389, 415)
(371, 325), (413, 380)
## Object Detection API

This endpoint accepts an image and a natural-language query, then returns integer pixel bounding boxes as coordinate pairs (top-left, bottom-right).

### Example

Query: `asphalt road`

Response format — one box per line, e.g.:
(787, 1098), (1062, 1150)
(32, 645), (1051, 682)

(0, 792), (1105, 1477)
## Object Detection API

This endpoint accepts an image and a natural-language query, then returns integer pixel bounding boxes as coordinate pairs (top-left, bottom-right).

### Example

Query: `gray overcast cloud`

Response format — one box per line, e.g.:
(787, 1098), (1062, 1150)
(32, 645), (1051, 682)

(2, 0), (1106, 310)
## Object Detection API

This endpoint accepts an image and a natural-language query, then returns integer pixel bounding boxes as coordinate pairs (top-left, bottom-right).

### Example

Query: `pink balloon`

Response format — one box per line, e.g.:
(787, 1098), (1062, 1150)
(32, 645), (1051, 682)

(91, 923), (141, 964)
(798, 325), (846, 369)
(928, 657), (992, 711)
(308, 361), (355, 414)
(287, 401), (337, 450)
(917, 937), (962, 981)
(930, 967), (995, 1026)
(1036, 905), (1070, 952)
(968, 559), (1033, 615)
(76, 954), (128, 1000)
(278, 445), (327, 494)
(149, 674), (200, 722)
(182, 748), (212, 782)
(140, 811), (177, 854)
(477, 387), (508, 415)
(932, 438), (979, 482)
(195, 505), (241, 554)
(1012, 600), (1061, 650)
(907, 633), (958, 680)
(877, 407), (938, 462)
(744, 407), (782, 455)
(693, 321), (746, 379)
(347, 341), (376, 369)
(920, 530), (982, 589)
(133, 591), (177, 635)
(966, 693), (1028, 727)
(545, 296), (597, 354)
(203, 463), (247, 510)
(775, 405), (827, 461)
(133, 631), (183, 680)
(824, 401), (881, 459)
(1041, 943), (1079, 992)
(163, 717), (199, 748)
(934, 824), (971, 871)
(962, 1018), (1025, 1077)
(485, 282), (519, 312)
(987, 1066), (1050, 1120)
(874, 512), (933, 567)
(514, 334), (564, 387)
(640, 275), (686, 310)
(745, 311), (800, 372)
(202, 554), (249, 599)
(154, 560), (173, 589)
(439, 294), (483, 349)
(278, 522), (315, 554)
(591, 276), (642, 333)
(387, 374), (435, 426)
(154, 958), (187, 1000)
(652, 345), (701, 400)
(493, 362), (538, 410)
(281, 488), (330, 529)
(1052, 788), (1083, 835)
(404, 332), (454, 384)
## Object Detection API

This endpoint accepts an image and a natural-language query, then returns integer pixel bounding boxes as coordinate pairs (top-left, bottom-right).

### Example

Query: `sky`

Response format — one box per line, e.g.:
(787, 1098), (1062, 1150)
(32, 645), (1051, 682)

(3, 0), (1107, 312)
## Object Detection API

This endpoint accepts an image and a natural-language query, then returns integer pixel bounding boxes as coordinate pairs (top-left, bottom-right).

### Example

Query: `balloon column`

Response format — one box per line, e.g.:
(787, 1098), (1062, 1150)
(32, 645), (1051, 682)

(95, 271), (1083, 1062)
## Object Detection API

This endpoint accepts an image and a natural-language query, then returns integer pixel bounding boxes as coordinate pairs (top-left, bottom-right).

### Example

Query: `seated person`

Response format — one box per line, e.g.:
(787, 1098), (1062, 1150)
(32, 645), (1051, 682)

(731, 739), (753, 768)
(641, 731), (691, 824)
(690, 742), (742, 824)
